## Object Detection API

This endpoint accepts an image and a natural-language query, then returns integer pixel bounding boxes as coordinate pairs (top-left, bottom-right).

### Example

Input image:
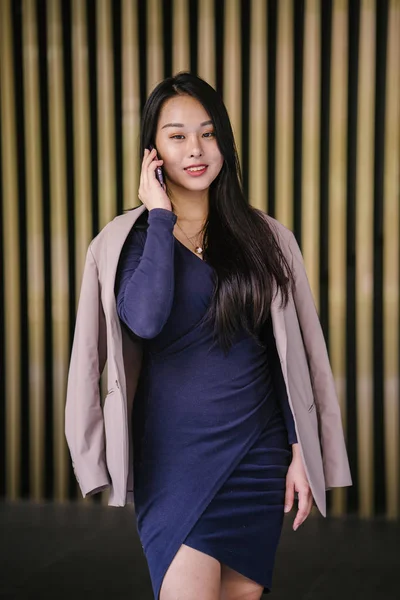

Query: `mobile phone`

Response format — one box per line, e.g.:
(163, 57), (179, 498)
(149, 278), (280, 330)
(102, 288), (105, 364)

(149, 144), (165, 187)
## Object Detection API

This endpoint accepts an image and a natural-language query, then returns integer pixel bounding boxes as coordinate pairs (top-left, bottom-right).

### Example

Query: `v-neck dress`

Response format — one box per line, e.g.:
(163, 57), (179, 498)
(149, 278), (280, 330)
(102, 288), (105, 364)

(115, 208), (298, 599)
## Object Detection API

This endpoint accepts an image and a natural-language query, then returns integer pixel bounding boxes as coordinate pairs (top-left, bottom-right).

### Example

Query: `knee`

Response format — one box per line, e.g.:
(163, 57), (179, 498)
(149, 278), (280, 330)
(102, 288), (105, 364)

(219, 564), (263, 600)
(220, 591), (262, 600)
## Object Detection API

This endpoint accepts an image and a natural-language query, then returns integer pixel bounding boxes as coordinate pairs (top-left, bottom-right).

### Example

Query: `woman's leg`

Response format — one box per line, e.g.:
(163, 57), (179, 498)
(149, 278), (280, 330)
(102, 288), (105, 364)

(159, 543), (221, 600)
(219, 563), (263, 600)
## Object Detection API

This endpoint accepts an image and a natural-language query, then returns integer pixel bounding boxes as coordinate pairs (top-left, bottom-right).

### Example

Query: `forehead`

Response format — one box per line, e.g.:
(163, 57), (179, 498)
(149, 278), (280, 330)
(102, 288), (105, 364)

(158, 95), (211, 127)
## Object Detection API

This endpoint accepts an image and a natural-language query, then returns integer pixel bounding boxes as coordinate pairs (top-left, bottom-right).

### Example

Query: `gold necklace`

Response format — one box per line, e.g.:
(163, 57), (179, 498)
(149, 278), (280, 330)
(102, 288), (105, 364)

(175, 221), (203, 256)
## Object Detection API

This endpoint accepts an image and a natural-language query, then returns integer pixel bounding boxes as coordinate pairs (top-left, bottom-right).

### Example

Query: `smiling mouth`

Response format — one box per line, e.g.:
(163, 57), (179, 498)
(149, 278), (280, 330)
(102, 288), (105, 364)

(185, 165), (208, 173)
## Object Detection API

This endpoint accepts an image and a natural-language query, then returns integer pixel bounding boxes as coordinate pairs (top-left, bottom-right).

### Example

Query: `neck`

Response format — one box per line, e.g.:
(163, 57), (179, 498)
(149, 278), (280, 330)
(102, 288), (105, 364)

(167, 183), (209, 224)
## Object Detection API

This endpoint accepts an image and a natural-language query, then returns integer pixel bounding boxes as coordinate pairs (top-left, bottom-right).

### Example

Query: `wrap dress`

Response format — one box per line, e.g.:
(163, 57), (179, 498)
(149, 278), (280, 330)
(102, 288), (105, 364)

(115, 208), (297, 599)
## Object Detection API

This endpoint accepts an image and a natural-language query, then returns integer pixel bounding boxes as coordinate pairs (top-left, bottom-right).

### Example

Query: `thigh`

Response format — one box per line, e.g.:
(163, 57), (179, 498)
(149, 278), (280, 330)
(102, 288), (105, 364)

(220, 563), (263, 600)
(159, 543), (221, 600)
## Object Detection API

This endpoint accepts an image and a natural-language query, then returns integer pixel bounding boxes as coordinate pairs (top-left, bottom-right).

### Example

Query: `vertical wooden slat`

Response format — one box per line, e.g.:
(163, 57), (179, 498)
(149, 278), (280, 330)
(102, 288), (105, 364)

(275, 0), (294, 229)
(47, 0), (69, 501)
(72, 0), (92, 299)
(71, 0), (93, 504)
(147, 0), (164, 96)
(248, 0), (267, 212)
(223, 0), (242, 165)
(122, 0), (140, 211)
(173, 0), (190, 73)
(22, 0), (45, 501)
(0, 0), (21, 500)
(301, 0), (320, 306)
(97, 0), (116, 494)
(97, 0), (116, 229)
(329, 0), (349, 517)
(356, 0), (375, 518)
(197, 0), (215, 87)
(383, 0), (399, 520)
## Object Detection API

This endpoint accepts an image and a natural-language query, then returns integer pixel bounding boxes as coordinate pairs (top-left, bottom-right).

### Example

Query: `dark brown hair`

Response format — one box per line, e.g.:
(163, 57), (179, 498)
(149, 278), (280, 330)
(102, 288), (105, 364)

(140, 71), (294, 353)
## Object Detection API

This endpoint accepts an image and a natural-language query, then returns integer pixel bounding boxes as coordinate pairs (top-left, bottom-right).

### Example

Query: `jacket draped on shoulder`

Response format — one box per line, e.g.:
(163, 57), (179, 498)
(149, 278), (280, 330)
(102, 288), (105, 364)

(64, 204), (352, 516)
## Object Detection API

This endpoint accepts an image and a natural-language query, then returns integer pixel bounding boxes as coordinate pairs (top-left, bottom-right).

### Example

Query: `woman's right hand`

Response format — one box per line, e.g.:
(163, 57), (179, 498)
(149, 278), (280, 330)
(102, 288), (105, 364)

(138, 148), (172, 212)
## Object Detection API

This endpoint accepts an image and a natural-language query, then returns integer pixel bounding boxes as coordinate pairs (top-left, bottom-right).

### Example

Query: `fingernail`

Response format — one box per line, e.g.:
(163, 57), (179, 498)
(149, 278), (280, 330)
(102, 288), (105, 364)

(293, 525), (298, 531)
(284, 505), (290, 513)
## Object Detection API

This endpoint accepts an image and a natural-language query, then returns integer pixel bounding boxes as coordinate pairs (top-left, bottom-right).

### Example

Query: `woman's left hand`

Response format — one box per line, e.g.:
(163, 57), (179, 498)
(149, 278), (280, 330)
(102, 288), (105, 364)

(284, 444), (313, 531)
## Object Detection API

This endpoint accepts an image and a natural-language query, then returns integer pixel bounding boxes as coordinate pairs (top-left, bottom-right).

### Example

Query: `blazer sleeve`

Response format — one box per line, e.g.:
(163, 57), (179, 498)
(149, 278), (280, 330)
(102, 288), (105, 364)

(288, 231), (352, 488)
(64, 243), (111, 498)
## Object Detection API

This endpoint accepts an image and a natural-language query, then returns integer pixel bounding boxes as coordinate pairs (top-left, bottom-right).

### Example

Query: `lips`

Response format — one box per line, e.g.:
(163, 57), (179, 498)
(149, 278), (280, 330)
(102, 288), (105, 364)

(185, 165), (208, 177)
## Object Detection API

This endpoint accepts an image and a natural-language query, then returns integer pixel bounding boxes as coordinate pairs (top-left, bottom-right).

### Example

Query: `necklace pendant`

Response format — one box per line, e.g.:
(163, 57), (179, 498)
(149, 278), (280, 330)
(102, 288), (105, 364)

(195, 247), (203, 255)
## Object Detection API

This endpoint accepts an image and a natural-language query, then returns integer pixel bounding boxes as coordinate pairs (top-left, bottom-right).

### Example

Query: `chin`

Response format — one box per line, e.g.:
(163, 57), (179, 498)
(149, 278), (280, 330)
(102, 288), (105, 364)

(186, 171), (220, 188)
(170, 176), (212, 192)
(185, 180), (212, 190)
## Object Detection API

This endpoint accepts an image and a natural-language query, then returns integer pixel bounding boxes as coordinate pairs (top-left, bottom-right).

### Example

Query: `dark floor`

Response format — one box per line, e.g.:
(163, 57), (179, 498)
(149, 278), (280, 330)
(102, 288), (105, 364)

(0, 500), (398, 599)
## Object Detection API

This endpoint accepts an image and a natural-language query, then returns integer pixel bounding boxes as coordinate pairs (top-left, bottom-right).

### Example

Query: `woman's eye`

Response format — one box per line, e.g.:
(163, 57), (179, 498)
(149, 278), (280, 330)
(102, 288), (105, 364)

(170, 132), (216, 140)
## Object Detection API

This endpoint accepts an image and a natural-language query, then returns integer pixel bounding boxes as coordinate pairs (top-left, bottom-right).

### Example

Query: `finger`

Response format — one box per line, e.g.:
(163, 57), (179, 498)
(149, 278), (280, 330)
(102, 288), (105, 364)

(142, 157), (162, 191)
(284, 482), (295, 513)
(293, 488), (308, 523)
(141, 147), (156, 171)
(140, 150), (151, 187)
(293, 489), (312, 530)
(293, 507), (310, 530)
(144, 147), (157, 167)
(148, 158), (163, 169)
(142, 148), (151, 164)
(145, 160), (164, 182)
(144, 159), (164, 189)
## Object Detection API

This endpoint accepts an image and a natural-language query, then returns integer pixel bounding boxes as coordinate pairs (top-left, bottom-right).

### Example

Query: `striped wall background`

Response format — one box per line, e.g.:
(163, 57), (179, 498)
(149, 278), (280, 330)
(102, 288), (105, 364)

(0, 0), (399, 519)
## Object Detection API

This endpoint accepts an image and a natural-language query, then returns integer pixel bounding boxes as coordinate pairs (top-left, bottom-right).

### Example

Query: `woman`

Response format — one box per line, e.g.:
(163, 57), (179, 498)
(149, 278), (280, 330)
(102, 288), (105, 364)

(65, 72), (352, 600)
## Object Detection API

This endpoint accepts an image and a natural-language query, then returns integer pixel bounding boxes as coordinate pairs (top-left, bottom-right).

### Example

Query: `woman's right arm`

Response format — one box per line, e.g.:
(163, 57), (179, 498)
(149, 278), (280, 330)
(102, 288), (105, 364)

(115, 207), (177, 338)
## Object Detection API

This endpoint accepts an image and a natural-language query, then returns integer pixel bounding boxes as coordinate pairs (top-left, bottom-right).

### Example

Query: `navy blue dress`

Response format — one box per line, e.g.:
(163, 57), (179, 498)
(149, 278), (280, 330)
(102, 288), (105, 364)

(115, 208), (297, 599)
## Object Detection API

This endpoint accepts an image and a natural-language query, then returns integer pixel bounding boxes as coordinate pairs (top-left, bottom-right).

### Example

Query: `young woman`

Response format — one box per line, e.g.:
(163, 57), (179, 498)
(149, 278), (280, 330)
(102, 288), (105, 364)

(65, 72), (352, 600)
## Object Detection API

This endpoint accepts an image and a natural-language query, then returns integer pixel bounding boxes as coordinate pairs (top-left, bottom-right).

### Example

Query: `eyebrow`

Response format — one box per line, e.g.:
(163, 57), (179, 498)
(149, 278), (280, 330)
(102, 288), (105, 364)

(161, 120), (213, 129)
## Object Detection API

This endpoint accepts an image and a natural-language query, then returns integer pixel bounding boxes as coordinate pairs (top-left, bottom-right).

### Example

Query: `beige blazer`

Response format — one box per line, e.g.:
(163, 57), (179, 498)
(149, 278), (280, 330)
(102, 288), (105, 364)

(65, 204), (352, 517)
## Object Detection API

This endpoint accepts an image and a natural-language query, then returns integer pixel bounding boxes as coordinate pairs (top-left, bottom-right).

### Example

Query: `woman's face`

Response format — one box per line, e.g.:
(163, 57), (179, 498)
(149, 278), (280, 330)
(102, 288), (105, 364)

(154, 95), (224, 194)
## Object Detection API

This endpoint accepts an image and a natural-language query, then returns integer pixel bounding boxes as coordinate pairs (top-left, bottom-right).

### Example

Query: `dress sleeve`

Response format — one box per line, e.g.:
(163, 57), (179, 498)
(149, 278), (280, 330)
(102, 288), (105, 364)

(115, 207), (177, 339)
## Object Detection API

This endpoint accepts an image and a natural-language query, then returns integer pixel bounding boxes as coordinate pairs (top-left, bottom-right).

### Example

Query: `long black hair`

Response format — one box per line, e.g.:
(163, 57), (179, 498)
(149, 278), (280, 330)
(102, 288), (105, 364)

(139, 71), (294, 353)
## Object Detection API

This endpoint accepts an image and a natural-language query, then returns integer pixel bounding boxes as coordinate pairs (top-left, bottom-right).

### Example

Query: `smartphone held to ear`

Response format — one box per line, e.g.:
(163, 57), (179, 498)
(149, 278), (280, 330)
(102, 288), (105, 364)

(149, 145), (165, 187)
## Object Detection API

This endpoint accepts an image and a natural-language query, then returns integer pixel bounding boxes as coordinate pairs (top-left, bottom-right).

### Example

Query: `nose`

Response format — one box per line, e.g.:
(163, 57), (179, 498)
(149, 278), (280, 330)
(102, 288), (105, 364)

(187, 134), (203, 158)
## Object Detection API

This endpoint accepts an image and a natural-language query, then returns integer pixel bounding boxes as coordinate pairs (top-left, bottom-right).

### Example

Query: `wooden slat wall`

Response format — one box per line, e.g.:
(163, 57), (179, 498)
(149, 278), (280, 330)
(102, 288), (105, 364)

(0, 0), (398, 519)
(329, 0), (348, 517)
(23, 0), (45, 501)
(384, 0), (400, 521)
(0, 0), (21, 501)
